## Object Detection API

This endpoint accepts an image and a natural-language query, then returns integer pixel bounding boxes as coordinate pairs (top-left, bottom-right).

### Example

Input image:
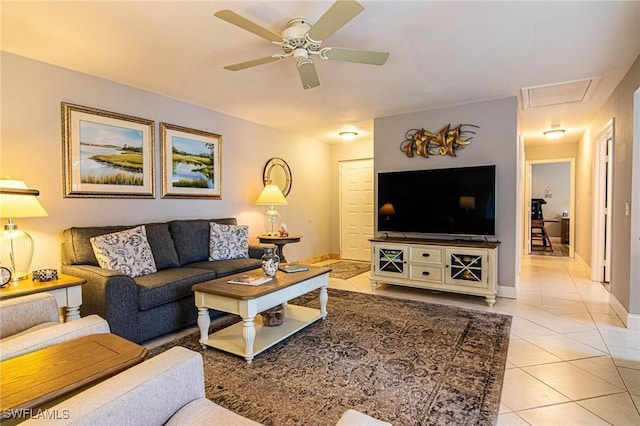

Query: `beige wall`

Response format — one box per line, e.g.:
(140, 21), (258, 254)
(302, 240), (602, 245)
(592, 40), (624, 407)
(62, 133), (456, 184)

(575, 127), (596, 268)
(577, 54), (640, 314)
(525, 143), (577, 161)
(0, 53), (332, 270)
(373, 97), (520, 290)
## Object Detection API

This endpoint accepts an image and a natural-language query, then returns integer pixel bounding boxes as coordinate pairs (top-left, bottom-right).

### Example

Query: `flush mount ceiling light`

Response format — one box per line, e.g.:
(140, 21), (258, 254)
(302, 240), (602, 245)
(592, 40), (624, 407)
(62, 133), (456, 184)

(339, 131), (358, 142)
(543, 129), (566, 139)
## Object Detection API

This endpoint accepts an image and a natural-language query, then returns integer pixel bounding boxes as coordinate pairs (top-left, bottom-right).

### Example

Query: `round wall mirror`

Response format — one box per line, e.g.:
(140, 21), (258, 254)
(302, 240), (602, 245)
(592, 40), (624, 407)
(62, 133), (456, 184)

(263, 157), (292, 196)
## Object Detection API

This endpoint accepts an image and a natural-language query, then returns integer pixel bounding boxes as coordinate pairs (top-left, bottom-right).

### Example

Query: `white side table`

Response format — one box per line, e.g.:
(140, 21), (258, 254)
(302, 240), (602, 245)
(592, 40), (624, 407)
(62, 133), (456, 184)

(0, 273), (85, 322)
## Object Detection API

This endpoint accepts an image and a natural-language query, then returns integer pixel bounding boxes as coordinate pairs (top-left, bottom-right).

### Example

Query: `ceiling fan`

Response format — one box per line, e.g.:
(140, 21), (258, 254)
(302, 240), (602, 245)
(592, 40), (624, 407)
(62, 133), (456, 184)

(214, 0), (390, 90)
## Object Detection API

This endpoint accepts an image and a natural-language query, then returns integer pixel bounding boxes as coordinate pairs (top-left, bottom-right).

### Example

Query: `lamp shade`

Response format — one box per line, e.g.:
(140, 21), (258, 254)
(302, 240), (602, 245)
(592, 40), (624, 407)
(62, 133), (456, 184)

(459, 196), (476, 210)
(379, 202), (396, 216)
(256, 184), (288, 206)
(0, 179), (48, 218)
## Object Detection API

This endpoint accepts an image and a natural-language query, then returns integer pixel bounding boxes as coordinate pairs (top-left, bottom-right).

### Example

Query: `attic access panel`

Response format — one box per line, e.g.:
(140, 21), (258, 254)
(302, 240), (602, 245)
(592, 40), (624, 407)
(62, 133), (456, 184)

(521, 77), (600, 109)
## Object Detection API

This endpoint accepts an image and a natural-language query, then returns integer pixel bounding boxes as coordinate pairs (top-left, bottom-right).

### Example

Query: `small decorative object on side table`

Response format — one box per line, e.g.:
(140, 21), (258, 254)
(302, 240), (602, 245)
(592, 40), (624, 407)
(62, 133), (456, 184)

(0, 266), (11, 287)
(0, 273), (86, 322)
(257, 233), (301, 263)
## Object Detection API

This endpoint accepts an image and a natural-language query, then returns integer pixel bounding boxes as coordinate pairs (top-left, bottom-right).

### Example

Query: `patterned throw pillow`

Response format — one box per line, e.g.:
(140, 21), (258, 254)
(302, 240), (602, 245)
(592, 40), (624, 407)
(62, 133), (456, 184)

(90, 225), (157, 278)
(209, 223), (249, 261)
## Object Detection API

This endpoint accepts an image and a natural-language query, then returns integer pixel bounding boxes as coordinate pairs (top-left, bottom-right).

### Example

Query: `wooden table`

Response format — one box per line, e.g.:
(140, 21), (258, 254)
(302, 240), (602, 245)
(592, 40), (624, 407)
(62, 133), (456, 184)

(0, 333), (147, 418)
(0, 274), (85, 322)
(192, 265), (330, 363)
(257, 234), (301, 262)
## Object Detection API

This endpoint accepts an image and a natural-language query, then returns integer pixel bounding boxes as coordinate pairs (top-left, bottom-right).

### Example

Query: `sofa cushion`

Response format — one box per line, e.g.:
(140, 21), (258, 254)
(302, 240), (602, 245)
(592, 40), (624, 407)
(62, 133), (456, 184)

(169, 218), (237, 265)
(136, 267), (217, 311)
(91, 226), (157, 278)
(166, 398), (262, 426)
(209, 223), (249, 260)
(1, 315), (110, 362)
(0, 293), (60, 338)
(145, 223), (181, 269)
(184, 258), (262, 278)
(336, 410), (392, 426)
(63, 223), (180, 270)
(64, 225), (131, 265)
(3, 322), (57, 340)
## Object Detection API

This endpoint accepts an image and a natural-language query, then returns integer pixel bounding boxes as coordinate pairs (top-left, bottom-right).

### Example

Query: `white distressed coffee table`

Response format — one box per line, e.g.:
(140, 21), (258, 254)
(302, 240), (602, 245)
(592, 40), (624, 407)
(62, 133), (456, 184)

(192, 266), (330, 363)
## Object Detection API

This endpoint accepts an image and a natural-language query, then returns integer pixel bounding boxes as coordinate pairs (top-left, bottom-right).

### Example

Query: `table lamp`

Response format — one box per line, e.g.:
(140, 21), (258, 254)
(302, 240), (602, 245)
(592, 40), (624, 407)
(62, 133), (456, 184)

(256, 184), (288, 236)
(459, 196), (476, 210)
(379, 202), (396, 221)
(0, 179), (48, 281)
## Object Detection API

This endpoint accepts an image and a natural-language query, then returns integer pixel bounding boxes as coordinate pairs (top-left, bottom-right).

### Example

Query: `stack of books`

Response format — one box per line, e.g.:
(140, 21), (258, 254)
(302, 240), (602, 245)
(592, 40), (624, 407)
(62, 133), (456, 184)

(227, 275), (272, 286)
(278, 264), (309, 273)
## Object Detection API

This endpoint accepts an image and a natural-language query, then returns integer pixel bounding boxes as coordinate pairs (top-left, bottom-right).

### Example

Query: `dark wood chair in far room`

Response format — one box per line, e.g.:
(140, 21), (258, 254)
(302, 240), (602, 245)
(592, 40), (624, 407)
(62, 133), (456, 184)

(531, 198), (553, 252)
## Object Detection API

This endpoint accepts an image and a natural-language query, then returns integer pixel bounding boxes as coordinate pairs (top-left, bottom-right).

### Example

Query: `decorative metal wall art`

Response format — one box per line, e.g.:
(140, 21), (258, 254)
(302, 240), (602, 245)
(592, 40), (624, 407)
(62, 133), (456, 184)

(400, 124), (479, 158)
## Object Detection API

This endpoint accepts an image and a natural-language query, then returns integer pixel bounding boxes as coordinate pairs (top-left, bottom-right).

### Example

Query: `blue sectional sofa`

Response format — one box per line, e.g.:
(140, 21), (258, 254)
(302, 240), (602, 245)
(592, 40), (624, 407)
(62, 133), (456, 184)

(61, 218), (263, 343)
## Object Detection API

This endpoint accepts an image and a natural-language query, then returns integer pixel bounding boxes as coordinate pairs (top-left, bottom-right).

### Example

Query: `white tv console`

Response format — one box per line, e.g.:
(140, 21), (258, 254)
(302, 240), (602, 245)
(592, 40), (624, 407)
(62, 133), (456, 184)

(369, 237), (500, 306)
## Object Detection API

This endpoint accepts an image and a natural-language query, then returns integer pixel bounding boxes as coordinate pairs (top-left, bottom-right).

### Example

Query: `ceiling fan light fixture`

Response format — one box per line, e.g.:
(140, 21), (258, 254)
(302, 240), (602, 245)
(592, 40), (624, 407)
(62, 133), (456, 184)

(214, 0), (389, 89)
(543, 129), (566, 139)
(339, 131), (358, 142)
(293, 48), (308, 59)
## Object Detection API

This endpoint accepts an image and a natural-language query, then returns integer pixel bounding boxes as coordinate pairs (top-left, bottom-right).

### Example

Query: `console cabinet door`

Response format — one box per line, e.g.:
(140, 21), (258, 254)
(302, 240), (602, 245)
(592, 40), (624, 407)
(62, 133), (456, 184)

(373, 244), (408, 279)
(445, 248), (489, 288)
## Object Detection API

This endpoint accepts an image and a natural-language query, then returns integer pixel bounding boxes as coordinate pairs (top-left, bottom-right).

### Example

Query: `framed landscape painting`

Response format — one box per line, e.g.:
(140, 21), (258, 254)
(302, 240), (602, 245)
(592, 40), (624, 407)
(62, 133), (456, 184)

(62, 103), (155, 198)
(160, 122), (222, 199)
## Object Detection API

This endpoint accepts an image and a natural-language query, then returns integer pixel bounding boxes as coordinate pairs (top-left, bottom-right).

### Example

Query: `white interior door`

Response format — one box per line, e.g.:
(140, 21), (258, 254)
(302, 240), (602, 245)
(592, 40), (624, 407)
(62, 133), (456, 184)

(592, 120), (614, 283)
(339, 159), (373, 261)
(604, 136), (613, 283)
(524, 164), (532, 254)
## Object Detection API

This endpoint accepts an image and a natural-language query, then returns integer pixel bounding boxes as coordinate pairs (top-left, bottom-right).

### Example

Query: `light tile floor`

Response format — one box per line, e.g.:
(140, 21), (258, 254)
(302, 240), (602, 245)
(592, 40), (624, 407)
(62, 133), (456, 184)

(319, 255), (640, 425)
(145, 255), (640, 425)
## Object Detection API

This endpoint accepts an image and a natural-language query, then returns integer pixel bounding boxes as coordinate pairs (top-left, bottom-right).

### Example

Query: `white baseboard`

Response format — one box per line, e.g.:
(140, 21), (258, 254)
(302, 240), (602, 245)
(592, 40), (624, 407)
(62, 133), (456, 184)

(609, 293), (640, 330)
(574, 252), (591, 277)
(498, 285), (517, 299)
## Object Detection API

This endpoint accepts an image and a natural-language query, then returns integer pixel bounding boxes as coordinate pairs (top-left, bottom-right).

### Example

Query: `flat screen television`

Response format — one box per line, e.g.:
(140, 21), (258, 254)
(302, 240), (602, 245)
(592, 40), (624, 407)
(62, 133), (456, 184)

(377, 165), (496, 236)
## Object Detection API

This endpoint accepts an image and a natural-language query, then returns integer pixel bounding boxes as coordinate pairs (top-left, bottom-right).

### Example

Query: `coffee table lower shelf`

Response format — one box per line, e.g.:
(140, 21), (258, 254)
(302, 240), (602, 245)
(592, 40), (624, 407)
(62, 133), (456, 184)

(200, 304), (322, 360)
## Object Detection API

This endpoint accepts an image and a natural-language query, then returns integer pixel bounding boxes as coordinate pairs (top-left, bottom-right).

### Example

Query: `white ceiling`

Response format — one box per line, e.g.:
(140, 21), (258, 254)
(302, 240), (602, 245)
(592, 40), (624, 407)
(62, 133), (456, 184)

(2, 1), (640, 146)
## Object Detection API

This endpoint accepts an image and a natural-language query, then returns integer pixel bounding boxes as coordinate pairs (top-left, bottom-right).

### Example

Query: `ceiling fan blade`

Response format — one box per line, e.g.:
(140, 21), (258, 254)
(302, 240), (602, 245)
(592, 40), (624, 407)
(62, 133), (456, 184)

(214, 10), (282, 43)
(297, 60), (320, 90)
(322, 47), (389, 65)
(224, 56), (282, 71)
(307, 0), (364, 42)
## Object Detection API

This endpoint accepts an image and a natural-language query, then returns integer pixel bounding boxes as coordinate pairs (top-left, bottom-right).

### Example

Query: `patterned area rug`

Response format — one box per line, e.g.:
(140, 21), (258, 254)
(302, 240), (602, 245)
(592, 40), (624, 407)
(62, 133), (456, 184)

(327, 260), (371, 279)
(149, 289), (511, 426)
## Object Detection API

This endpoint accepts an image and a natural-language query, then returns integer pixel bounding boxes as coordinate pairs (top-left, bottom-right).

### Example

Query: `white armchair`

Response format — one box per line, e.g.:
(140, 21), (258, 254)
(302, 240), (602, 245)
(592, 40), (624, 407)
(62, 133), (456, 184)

(22, 346), (262, 425)
(22, 346), (391, 426)
(0, 292), (110, 361)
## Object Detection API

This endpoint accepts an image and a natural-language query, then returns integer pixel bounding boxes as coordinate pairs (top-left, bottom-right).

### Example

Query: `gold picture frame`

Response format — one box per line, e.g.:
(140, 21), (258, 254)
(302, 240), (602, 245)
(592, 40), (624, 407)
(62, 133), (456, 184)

(160, 122), (222, 199)
(62, 102), (155, 198)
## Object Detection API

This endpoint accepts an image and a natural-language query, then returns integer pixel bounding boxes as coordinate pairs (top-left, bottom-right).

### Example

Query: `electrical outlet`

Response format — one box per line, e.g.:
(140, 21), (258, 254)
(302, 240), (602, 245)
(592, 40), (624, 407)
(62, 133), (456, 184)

(625, 202), (630, 216)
